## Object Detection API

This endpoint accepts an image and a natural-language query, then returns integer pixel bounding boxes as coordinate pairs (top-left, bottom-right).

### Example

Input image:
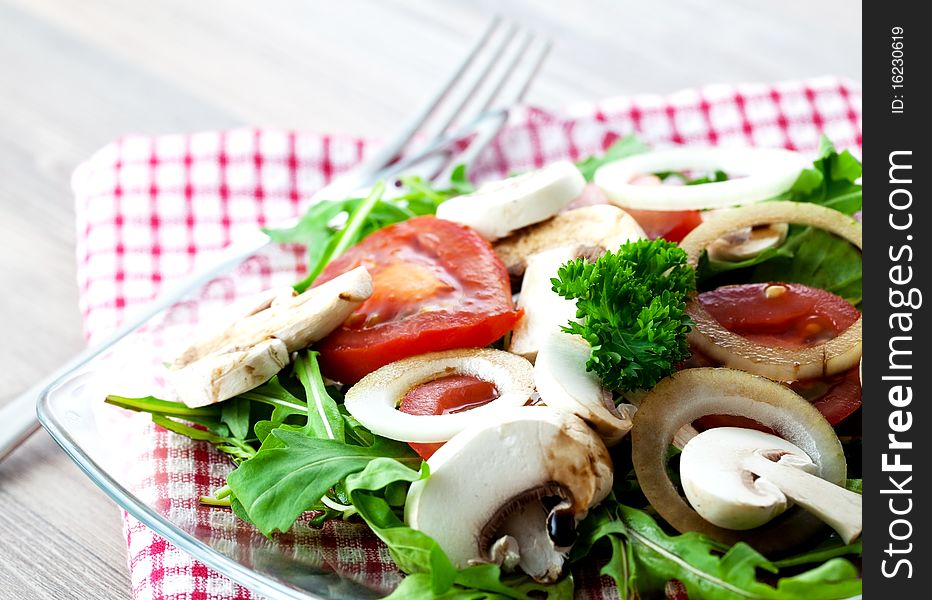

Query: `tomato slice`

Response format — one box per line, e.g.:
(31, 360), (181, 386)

(625, 208), (702, 243)
(691, 283), (861, 427)
(314, 216), (520, 384)
(399, 375), (499, 460)
(698, 283), (859, 348)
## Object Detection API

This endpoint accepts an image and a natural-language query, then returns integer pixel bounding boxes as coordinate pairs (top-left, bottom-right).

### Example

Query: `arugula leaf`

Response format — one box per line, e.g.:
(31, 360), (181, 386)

(345, 460), (457, 594)
(266, 168), (473, 293)
(773, 539), (862, 569)
(386, 567), (575, 600)
(576, 136), (649, 181)
(686, 170), (729, 186)
(552, 239), (695, 392)
(576, 503), (862, 600)
(227, 429), (419, 535)
(697, 137), (862, 306)
(654, 169), (729, 186)
(294, 351), (344, 442)
(220, 397), (251, 440)
(105, 395), (258, 462)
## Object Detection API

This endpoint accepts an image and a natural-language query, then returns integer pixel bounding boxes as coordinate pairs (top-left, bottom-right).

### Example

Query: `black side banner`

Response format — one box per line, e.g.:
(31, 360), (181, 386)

(863, 3), (930, 596)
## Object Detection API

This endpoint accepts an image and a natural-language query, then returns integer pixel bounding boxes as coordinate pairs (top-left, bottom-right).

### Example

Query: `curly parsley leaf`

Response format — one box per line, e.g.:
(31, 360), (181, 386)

(552, 239), (695, 392)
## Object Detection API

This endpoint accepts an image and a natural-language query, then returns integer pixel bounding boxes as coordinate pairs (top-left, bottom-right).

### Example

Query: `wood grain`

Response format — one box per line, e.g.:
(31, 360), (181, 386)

(0, 1), (859, 598)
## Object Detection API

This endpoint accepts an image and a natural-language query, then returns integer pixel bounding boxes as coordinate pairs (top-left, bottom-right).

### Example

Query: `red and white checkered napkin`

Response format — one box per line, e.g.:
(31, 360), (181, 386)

(72, 76), (861, 600)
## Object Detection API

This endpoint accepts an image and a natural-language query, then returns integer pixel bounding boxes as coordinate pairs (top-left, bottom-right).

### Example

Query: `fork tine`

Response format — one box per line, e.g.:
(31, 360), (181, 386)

(445, 38), (552, 175)
(468, 30), (534, 116)
(346, 15), (503, 180)
(414, 22), (518, 145)
(362, 33), (550, 191)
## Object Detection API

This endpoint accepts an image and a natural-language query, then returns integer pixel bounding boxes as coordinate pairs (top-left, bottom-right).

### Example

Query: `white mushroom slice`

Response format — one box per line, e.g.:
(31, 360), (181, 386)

(169, 338), (289, 408)
(507, 247), (581, 362)
(405, 407), (613, 581)
(706, 223), (789, 262)
(344, 349), (534, 443)
(174, 266), (372, 368)
(681, 427), (861, 542)
(494, 204), (646, 278)
(535, 332), (633, 446)
(436, 161), (586, 241)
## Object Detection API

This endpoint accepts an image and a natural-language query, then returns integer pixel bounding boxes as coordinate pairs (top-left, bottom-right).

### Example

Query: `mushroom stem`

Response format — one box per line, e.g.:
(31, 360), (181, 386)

(745, 452), (861, 543)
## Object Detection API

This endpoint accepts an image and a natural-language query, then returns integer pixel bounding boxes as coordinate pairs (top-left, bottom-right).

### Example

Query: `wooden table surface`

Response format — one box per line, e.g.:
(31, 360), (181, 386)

(0, 1), (859, 598)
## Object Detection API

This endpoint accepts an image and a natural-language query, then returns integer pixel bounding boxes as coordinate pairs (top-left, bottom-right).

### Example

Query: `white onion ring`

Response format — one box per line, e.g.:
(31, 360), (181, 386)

(593, 147), (808, 211)
(343, 349), (534, 442)
(680, 202), (862, 382)
(632, 367), (848, 553)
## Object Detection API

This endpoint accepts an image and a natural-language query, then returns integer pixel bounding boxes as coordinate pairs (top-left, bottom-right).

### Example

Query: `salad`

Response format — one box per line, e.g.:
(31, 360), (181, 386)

(108, 136), (863, 599)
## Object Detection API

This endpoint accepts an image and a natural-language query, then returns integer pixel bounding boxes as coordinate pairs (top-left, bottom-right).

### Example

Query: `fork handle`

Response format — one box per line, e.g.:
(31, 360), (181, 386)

(0, 229), (274, 463)
(0, 384), (43, 461)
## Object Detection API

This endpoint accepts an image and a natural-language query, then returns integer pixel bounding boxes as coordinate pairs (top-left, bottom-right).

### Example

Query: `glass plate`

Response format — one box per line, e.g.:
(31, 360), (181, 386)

(38, 338), (389, 600)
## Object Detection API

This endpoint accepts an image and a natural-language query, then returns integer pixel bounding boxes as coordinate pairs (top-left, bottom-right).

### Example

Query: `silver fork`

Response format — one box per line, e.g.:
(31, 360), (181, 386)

(0, 17), (551, 462)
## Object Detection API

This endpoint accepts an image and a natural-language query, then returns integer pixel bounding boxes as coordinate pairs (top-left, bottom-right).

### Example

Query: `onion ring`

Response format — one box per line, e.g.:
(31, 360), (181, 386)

(680, 202), (862, 381)
(631, 367), (848, 554)
(593, 147), (808, 211)
(343, 348), (534, 442)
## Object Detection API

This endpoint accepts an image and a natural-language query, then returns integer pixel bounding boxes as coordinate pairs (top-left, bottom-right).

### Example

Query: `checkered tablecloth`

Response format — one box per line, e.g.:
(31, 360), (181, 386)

(72, 76), (862, 600)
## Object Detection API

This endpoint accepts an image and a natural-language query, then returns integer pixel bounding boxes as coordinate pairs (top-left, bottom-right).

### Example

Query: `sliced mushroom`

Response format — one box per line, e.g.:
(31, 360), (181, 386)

(404, 407), (612, 582)
(173, 266), (372, 368)
(494, 205), (646, 279)
(534, 331), (633, 445)
(169, 338), (289, 407)
(507, 246), (581, 362)
(706, 223), (789, 262)
(435, 161), (586, 241)
(681, 427), (861, 542)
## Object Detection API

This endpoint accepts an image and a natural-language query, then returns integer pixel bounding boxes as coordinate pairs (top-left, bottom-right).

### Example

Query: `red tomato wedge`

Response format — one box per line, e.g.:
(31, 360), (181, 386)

(314, 216), (521, 384)
(625, 208), (702, 243)
(691, 283), (862, 427)
(399, 375), (499, 460)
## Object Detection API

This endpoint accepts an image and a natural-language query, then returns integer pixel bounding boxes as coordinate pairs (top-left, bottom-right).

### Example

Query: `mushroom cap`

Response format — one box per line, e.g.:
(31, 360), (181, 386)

(535, 331), (633, 445)
(680, 427), (817, 530)
(404, 406), (612, 574)
(706, 223), (789, 262)
(507, 246), (581, 362)
(494, 204), (645, 278)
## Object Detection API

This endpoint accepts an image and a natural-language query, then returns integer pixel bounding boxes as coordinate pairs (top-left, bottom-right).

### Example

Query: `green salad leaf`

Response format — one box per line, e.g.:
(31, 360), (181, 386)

(265, 167), (473, 292)
(342, 457), (575, 599)
(576, 136), (649, 181)
(697, 137), (862, 306)
(574, 501), (862, 600)
(552, 238), (695, 392)
(226, 429), (420, 535)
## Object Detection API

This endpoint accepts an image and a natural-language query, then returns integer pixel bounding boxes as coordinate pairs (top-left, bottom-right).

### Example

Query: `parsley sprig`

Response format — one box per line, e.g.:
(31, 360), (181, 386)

(552, 239), (695, 392)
